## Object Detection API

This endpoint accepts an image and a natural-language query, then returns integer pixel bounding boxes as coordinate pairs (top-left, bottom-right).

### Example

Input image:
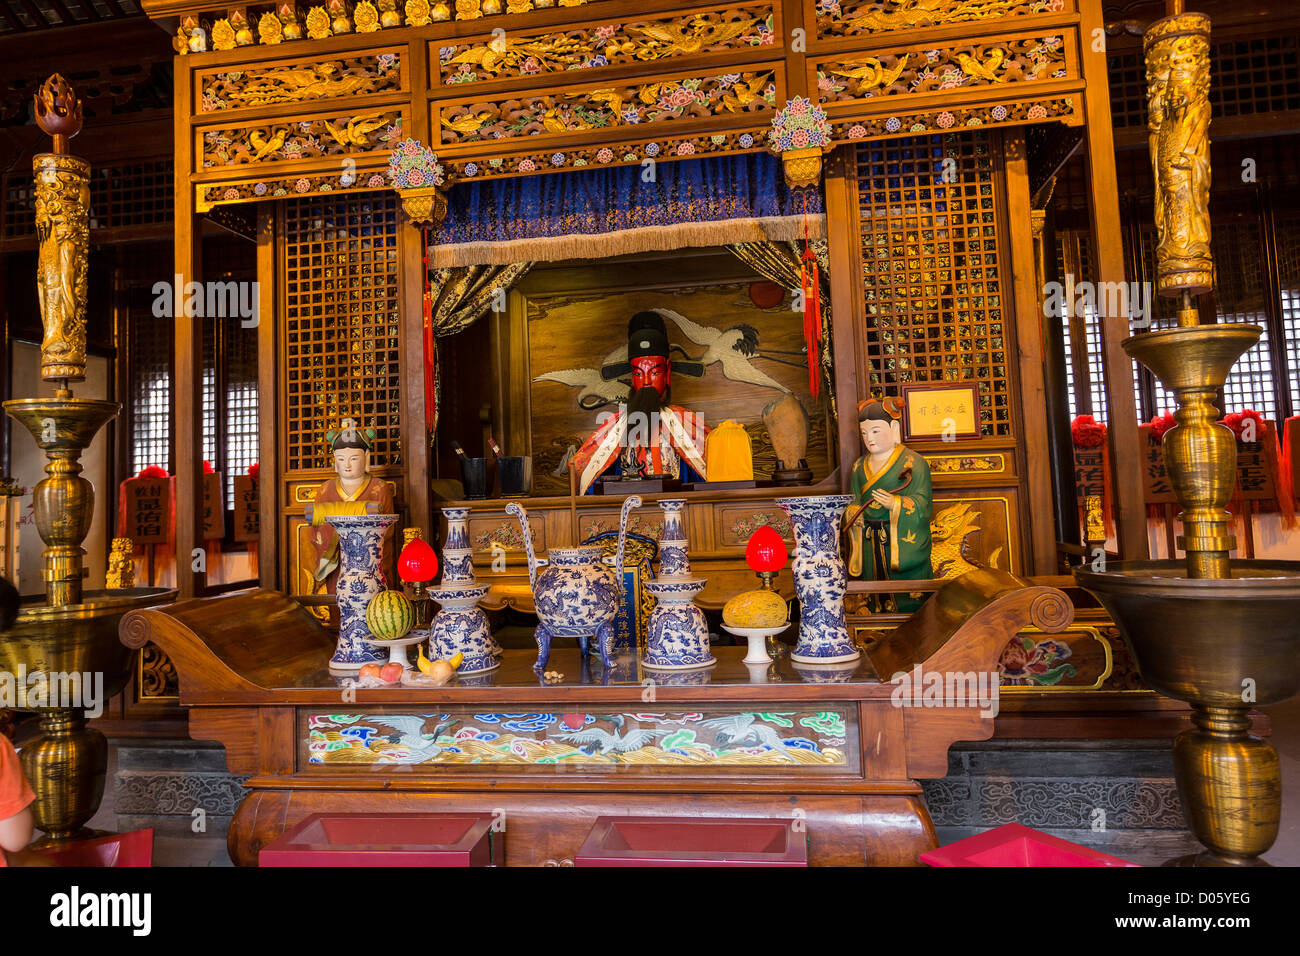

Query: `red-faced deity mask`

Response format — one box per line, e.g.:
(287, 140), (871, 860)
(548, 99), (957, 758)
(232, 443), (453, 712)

(630, 356), (669, 400)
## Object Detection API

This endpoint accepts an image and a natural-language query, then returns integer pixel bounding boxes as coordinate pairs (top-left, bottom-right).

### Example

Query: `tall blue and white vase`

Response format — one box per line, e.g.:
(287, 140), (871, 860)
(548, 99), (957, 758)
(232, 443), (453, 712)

(776, 495), (859, 664)
(428, 506), (501, 674)
(657, 498), (691, 579)
(440, 507), (475, 584)
(326, 513), (397, 671)
(643, 498), (714, 670)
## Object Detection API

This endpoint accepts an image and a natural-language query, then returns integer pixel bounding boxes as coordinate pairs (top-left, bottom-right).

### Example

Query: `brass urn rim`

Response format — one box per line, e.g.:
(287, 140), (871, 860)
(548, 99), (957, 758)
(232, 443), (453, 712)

(1121, 324), (1262, 393)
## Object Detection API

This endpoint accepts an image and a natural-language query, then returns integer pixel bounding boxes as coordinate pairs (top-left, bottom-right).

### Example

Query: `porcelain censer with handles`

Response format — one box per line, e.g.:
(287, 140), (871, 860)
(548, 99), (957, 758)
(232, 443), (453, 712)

(506, 495), (642, 673)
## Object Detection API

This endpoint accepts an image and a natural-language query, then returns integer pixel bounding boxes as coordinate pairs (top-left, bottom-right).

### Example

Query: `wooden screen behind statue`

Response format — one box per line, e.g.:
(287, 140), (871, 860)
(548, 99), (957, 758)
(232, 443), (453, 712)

(522, 267), (831, 496)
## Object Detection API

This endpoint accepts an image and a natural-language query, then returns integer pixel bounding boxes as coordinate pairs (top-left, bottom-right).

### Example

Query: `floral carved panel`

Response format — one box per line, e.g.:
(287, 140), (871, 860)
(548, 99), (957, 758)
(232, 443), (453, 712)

(816, 35), (1068, 105)
(435, 5), (776, 85)
(201, 110), (405, 167)
(198, 52), (403, 112)
(436, 69), (778, 145)
(814, 0), (1068, 40)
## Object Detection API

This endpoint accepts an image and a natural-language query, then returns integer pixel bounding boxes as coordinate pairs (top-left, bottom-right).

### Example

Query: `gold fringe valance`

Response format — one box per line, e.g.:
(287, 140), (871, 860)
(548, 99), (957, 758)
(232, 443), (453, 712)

(428, 214), (827, 269)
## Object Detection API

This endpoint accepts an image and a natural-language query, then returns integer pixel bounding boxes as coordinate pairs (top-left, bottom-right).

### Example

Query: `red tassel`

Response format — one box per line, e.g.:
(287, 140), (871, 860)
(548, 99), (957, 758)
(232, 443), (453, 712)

(800, 243), (821, 398)
(422, 226), (438, 435)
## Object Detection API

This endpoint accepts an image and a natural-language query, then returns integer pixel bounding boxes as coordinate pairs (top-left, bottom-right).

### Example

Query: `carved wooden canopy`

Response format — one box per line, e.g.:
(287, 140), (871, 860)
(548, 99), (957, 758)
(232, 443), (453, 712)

(144, 0), (1095, 211)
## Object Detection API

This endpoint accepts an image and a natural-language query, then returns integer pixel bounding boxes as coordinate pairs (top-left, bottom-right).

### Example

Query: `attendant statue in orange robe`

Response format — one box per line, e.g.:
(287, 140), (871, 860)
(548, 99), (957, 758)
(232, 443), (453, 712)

(306, 420), (396, 598)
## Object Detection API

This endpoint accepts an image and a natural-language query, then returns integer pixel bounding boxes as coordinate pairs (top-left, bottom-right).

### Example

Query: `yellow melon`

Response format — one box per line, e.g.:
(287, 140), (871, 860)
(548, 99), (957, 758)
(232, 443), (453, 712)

(723, 588), (788, 627)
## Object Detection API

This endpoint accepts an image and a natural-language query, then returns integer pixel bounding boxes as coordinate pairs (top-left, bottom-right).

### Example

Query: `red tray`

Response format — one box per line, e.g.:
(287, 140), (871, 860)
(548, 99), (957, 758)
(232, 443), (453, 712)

(920, 823), (1138, 867)
(259, 813), (494, 867)
(574, 816), (807, 867)
(33, 828), (154, 867)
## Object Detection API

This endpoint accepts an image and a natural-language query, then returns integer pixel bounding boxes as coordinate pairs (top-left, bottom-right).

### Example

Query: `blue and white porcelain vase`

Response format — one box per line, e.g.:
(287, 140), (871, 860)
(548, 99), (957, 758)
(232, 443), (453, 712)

(428, 507), (501, 673)
(507, 495), (641, 673)
(657, 498), (691, 579)
(776, 495), (859, 664)
(643, 578), (714, 669)
(326, 513), (397, 671)
(428, 584), (501, 674)
(643, 498), (714, 670)
(440, 507), (475, 584)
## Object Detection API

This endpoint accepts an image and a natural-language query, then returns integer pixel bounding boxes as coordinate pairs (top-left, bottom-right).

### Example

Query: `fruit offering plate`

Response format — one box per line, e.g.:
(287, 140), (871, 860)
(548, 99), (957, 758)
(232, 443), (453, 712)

(361, 631), (427, 668)
(721, 622), (791, 664)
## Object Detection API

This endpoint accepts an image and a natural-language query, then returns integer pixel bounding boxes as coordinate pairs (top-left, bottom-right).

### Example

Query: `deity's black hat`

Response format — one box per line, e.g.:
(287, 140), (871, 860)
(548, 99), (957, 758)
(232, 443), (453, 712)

(600, 309), (704, 382)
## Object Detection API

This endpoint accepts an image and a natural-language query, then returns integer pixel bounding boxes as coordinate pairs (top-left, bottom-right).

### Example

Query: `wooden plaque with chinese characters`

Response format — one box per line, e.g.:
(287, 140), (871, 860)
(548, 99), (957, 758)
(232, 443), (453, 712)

(233, 475), (260, 542)
(202, 473), (224, 540)
(1138, 425), (1177, 504)
(122, 477), (171, 545)
(1236, 427), (1278, 501)
(899, 384), (980, 442)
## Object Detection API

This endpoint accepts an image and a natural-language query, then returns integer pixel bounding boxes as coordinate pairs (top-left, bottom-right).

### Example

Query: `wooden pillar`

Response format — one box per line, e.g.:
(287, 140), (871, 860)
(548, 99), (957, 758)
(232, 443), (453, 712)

(256, 208), (279, 591)
(173, 55), (205, 597)
(1003, 131), (1057, 575)
(825, 147), (866, 490)
(400, 36), (432, 536)
(1079, 0), (1148, 559)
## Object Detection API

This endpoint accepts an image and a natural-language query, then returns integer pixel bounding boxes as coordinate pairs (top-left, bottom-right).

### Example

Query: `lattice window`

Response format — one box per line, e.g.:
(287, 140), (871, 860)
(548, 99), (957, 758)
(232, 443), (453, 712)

(282, 193), (401, 471)
(1108, 34), (1300, 130)
(1213, 217), (1276, 418)
(1279, 216), (1300, 414)
(202, 316), (218, 471)
(225, 323), (260, 508)
(129, 309), (173, 477)
(857, 132), (1011, 436)
(1129, 224), (1178, 421)
(3, 159), (172, 240)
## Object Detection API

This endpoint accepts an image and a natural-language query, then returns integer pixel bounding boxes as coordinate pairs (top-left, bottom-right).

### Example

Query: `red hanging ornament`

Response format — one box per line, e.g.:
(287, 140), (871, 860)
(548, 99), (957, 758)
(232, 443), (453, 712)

(422, 225), (438, 435)
(799, 193), (822, 397)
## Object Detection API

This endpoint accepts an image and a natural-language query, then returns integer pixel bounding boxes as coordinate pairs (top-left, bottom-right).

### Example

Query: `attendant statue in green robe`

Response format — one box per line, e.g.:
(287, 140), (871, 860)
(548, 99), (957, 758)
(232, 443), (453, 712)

(843, 397), (933, 613)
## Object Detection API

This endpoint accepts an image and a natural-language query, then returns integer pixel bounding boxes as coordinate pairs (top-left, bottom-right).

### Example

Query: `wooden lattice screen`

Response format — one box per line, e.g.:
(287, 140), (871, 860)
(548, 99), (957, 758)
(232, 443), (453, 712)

(2, 158), (173, 240)
(1108, 32), (1300, 130)
(856, 132), (1011, 436)
(281, 192), (402, 472)
(1278, 215), (1300, 414)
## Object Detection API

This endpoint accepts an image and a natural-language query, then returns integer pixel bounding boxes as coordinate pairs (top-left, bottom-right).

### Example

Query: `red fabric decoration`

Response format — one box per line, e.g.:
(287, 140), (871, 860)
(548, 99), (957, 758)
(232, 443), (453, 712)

(1070, 414), (1106, 449)
(136, 465), (169, 479)
(248, 462), (260, 481)
(800, 244), (822, 398)
(202, 460), (215, 474)
(1223, 409), (1265, 439)
(1148, 413), (1176, 441)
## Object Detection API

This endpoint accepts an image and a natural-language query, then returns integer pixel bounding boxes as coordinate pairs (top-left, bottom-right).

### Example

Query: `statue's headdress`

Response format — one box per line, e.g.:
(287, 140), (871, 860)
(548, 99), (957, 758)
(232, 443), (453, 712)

(326, 419), (376, 452)
(857, 396), (905, 423)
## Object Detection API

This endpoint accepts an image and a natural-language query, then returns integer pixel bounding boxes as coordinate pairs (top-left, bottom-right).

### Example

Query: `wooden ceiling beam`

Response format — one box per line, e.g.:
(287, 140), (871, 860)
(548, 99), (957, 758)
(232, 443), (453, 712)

(15, 0), (48, 28)
(44, 0), (79, 26)
(74, 0), (102, 20)
(0, 4), (28, 30)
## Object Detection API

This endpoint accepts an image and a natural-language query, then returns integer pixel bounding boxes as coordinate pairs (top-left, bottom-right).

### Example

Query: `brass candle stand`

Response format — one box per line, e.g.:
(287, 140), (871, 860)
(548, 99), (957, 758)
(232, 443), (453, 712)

(1076, 8), (1300, 866)
(0, 76), (174, 846)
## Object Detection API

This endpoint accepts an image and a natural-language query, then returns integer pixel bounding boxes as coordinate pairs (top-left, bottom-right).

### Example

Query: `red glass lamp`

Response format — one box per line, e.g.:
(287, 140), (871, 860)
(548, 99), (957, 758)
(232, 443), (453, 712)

(398, 537), (439, 627)
(399, 537), (439, 584)
(745, 525), (788, 591)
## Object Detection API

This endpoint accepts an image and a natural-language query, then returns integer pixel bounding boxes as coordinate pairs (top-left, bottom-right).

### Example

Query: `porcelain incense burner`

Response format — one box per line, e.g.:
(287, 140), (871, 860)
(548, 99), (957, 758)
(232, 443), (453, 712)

(506, 495), (641, 673)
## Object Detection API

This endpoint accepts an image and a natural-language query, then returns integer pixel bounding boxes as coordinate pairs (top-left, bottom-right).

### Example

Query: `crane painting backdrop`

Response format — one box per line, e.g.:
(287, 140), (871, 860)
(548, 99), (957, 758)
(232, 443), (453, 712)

(528, 281), (830, 495)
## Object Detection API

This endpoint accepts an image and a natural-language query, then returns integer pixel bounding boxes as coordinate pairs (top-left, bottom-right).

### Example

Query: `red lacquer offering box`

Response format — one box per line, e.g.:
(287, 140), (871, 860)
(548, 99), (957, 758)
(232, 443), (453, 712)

(259, 813), (494, 867)
(920, 823), (1137, 867)
(574, 816), (807, 867)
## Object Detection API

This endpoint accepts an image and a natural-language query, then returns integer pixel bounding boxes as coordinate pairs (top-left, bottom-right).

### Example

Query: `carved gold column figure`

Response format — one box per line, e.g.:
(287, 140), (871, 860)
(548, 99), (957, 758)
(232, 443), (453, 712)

(33, 74), (90, 384)
(1146, 10), (1213, 307)
(1077, 3), (1300, 867)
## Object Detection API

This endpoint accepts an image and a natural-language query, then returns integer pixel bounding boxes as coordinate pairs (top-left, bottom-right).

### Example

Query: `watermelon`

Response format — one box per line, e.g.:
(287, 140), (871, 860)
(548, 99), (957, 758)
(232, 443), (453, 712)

(366, 589), (414, 641)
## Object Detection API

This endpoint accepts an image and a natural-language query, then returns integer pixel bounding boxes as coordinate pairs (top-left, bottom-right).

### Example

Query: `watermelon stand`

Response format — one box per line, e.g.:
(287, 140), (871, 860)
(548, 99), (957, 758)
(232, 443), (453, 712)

(362, 631), (426, 669)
